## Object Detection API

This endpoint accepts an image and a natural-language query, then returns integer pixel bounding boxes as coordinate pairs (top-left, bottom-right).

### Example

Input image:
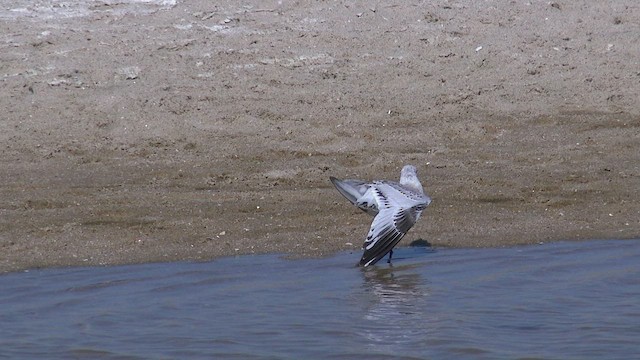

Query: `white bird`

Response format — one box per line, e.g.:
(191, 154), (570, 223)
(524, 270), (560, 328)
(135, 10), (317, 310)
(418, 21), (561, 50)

(330, 165), (431, 267)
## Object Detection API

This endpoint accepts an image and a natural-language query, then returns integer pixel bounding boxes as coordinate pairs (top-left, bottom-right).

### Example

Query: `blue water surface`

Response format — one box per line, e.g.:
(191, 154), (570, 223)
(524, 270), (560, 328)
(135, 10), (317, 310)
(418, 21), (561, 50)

(1, 240), (639, 359)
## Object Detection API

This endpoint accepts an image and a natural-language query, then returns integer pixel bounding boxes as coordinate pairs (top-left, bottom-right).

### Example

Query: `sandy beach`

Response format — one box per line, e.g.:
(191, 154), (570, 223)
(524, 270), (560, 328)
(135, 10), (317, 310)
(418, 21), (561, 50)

(1, 0), (639, 273)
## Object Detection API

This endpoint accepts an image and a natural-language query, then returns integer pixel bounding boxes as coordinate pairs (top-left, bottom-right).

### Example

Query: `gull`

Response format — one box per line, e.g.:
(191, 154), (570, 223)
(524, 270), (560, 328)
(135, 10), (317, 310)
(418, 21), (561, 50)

(330, 165), (431, 267)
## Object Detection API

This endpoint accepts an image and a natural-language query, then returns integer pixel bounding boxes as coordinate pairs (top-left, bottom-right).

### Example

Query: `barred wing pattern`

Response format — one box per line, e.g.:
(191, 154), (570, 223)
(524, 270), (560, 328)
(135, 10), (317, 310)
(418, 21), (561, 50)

(360, 182), (429, 267)
(330, 165), (431, 267)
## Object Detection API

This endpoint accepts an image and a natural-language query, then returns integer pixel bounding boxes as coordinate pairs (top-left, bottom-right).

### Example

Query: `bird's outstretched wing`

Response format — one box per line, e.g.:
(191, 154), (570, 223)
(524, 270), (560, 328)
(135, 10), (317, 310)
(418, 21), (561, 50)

(359, 183), (425, 267)
(330, 177), (378, 216)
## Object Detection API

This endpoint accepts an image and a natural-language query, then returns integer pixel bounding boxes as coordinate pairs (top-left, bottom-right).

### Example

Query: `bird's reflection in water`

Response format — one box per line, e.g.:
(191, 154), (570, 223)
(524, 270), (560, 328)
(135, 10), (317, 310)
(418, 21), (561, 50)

(358, 262), (431, 352)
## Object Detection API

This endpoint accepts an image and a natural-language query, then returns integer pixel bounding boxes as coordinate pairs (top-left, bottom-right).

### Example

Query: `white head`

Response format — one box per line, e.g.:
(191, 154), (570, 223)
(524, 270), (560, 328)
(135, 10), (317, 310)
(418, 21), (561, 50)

(399, 165), (424, 194)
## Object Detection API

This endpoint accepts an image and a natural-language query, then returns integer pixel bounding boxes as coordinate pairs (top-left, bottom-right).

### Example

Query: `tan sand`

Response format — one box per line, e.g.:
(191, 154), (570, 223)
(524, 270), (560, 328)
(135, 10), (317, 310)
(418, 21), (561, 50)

(1, 1), (639, 272)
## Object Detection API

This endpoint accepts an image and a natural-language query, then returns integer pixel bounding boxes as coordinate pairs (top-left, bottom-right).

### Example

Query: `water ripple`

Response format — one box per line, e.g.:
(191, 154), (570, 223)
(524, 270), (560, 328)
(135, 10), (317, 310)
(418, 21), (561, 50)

(1, 240), (639, 359)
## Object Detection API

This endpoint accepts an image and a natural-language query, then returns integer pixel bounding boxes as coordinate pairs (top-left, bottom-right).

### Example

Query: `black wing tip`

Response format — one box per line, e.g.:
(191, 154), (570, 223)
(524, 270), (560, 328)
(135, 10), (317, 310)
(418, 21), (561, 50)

(359, 231), (405, 267)
(359, 254), (382, 267)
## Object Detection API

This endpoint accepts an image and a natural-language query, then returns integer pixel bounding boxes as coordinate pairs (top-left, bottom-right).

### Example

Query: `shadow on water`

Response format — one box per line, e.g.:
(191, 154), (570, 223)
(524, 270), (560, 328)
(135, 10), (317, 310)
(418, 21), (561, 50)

(1, 240), (640, 359)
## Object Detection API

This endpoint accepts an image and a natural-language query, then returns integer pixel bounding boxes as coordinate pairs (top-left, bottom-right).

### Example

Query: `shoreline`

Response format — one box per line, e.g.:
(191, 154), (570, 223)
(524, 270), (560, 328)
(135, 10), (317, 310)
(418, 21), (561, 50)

(5, 236), (639, 275)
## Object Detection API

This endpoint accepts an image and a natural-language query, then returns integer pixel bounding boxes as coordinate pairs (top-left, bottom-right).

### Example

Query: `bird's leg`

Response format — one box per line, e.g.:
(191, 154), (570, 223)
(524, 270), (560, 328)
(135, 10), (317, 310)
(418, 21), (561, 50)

(387, 250), (393, 263)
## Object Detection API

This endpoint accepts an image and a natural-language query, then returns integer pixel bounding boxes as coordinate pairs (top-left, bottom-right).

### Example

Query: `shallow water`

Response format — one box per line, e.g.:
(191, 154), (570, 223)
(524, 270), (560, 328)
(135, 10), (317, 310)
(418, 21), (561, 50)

(1, 240), (639, 359)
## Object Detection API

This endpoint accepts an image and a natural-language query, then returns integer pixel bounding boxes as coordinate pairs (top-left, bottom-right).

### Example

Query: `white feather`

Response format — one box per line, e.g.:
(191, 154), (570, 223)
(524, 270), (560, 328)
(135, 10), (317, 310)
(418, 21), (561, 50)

(331, 165), (431, 266)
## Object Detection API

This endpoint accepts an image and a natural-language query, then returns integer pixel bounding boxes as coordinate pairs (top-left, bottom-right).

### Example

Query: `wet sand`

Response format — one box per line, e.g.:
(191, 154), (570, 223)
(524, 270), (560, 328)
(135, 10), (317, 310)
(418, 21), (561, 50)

(1, 1), (639, 272)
